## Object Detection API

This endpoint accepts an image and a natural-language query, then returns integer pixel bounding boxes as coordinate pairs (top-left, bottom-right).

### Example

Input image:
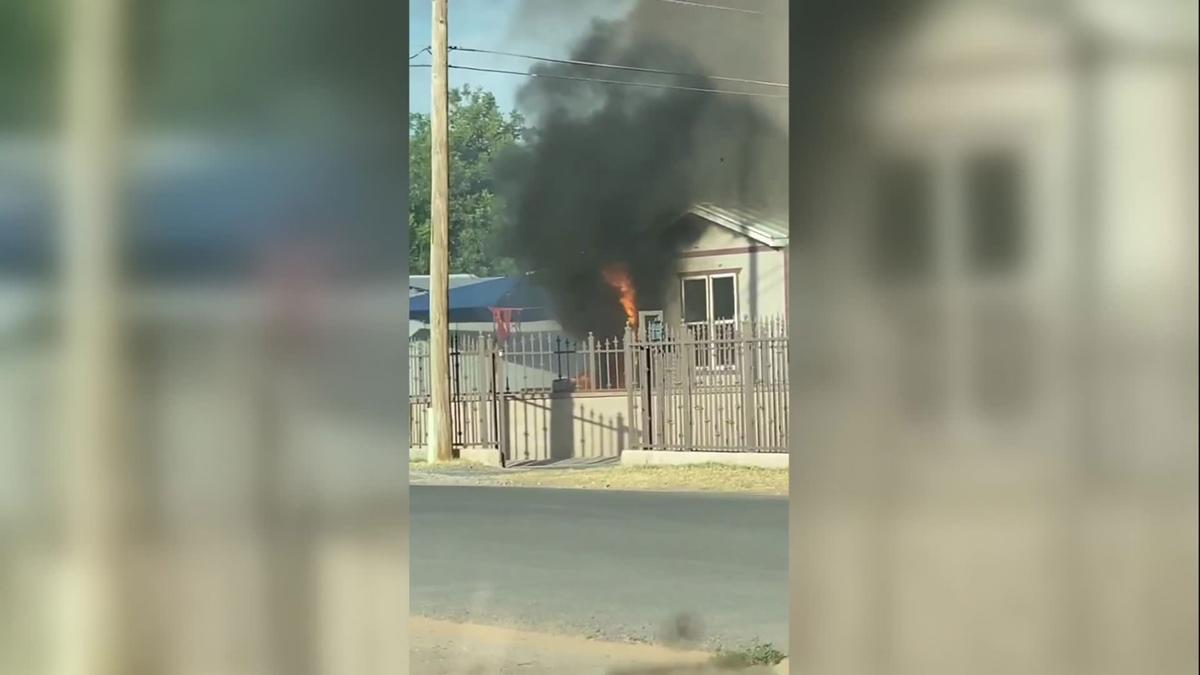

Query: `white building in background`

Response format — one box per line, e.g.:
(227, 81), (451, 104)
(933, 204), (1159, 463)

(407, 274), (495, 338)
(405, 273), (565, 343)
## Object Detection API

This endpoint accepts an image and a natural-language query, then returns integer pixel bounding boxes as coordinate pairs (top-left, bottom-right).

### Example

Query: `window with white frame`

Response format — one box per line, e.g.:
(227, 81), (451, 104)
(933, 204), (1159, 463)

(681, 272), (738, 367)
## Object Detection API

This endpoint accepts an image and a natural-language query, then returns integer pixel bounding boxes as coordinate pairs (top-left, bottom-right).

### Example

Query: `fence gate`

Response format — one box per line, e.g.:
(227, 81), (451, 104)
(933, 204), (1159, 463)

(451, 334), (503, 450)
(410, 335), (502, 452)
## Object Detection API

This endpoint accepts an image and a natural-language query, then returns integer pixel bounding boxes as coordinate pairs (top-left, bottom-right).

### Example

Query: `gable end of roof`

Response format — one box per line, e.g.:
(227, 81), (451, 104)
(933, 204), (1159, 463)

(687, 203), (789, 247)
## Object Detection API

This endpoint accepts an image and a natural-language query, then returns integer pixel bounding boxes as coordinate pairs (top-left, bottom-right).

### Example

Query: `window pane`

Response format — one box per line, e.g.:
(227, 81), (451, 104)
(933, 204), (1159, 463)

(967, 151), (1024, 275)
(683, 278), (708, 323)
(712, 276), (736, 321)
(873, 157), (934, 282)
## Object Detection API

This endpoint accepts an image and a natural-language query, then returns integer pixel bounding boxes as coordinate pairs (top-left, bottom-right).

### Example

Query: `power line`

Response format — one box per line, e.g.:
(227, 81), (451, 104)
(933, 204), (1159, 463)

(410, 45), (430, 60)
(449, 45), (787, 89)
(411, 62), (788, 100)
(653, 0), (764, 15)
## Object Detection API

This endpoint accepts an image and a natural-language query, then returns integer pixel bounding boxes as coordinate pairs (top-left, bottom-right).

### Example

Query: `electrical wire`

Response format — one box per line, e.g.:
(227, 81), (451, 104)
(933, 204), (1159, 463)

(449, 45), (787, 89)
(411, 62), (787, 100)
(410, 45), (431, 60)
(652, 0), (764, 15)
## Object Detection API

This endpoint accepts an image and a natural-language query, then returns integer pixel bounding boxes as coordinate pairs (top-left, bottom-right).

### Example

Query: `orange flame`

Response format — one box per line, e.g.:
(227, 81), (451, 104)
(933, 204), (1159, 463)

(601, 263), (638, 329)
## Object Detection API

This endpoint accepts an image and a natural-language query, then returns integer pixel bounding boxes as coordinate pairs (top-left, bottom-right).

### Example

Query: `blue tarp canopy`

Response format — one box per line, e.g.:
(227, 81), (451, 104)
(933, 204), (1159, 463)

(409, 275), (552, 322)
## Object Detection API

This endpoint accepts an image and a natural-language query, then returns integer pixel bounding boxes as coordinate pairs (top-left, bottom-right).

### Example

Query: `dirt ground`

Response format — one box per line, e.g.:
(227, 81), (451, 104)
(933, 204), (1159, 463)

(410, 617), (787, 675)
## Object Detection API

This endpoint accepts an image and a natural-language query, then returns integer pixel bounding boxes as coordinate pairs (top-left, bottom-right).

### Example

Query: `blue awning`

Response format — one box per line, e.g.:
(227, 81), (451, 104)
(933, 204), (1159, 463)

(409, 275), (552, 322)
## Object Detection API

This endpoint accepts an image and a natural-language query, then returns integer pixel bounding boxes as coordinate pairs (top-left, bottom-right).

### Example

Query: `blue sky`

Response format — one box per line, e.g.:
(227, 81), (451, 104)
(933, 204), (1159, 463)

(408, 0), (629, 116)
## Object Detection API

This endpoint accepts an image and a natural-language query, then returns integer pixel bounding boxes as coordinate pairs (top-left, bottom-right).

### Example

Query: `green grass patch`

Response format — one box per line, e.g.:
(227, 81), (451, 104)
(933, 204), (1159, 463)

(711, 640), (787, 669)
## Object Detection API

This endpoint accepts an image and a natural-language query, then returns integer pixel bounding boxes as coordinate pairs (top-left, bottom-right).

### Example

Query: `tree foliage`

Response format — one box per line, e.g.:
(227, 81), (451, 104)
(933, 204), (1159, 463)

(409, 86), (524, 276)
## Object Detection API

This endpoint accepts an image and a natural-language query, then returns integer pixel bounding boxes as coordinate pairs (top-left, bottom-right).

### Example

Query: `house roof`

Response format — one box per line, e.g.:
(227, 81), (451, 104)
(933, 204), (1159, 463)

(408, 274), (493, 296)
(408, 274), (552, 322)
(688, 203), (789, 248)
(408, 318), (563, 338)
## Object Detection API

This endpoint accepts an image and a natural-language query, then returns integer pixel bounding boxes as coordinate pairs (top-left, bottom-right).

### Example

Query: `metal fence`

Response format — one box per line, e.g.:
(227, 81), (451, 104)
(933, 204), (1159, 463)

(410, 332), (627, 396)
(497, 332), (627, 392)
(410, 334), (501, 449)
(410, 318), (788, 453)
(627, 317), (788, 453)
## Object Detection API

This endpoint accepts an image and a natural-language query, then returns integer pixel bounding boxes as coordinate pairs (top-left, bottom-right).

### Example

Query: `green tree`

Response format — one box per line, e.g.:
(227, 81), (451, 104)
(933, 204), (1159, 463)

(409, 85), (524, 275)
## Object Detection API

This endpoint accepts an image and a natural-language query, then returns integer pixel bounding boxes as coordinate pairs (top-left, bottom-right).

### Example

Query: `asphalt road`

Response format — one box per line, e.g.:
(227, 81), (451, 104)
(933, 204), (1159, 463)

(411, 485), (788, 649)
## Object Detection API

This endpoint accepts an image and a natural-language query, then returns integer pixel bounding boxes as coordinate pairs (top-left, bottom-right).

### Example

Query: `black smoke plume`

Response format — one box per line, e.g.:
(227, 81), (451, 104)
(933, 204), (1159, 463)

(495, 4), (787, 338)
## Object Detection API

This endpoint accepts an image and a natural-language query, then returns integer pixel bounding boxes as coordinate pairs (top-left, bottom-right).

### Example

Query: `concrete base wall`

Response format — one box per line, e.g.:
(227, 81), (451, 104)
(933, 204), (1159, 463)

(410, 392), (632, 464)
(412, 393), (789, 468)
(620, 449), (788, 469)
(502, 392), (631, 463)
(459, 446), (503, 467)
(409, 445), (503, 467)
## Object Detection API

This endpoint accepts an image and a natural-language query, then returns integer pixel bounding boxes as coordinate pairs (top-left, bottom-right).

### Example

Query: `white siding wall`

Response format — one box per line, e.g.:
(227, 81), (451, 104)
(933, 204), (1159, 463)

(660, 222), (787, 327)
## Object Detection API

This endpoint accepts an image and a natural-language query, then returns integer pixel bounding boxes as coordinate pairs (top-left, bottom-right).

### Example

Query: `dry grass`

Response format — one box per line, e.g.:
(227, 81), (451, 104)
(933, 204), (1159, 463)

(410, 458), (490, 471)
(496, 464), (788, 496)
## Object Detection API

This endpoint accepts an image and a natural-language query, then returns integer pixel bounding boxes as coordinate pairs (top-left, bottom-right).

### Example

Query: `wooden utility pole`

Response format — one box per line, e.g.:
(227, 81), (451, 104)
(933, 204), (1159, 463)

(61, 0), (132, 672)
(429, 0), (453, 461)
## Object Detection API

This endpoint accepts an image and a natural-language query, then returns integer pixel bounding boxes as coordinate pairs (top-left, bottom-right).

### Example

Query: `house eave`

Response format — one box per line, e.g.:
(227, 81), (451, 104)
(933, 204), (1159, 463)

(686, 203), (789, 248)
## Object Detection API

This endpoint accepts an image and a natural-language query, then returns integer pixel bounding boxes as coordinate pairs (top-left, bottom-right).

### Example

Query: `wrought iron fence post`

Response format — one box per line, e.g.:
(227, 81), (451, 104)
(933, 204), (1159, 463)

(586, 332), (597, 389)
(450, 333), (459, 450)
(491, 335), (509, 463)
(741, 320), (757, 449)
(682, 323), (694, 451)
(624, 325), (637, 449)
(483, 335), (493, 447)
(554, 335), (563, 379)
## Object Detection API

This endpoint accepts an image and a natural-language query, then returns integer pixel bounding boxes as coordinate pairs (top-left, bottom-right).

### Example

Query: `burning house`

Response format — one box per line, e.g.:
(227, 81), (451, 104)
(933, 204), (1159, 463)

(492, 3), (788, 342)
(634, 203), (788, 337)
